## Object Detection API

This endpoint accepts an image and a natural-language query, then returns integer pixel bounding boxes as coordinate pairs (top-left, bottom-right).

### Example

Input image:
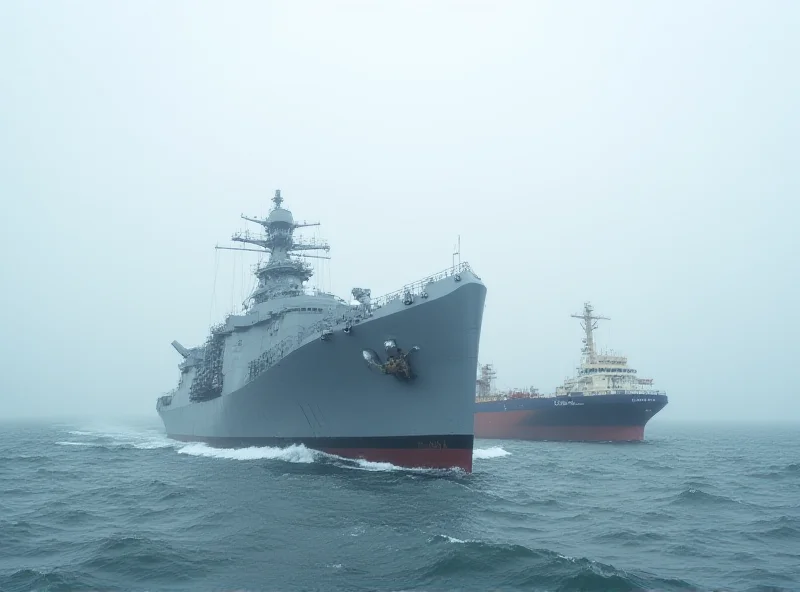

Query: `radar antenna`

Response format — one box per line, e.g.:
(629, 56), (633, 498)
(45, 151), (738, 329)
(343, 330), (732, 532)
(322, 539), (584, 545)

(214, 189), (332, 304)
(571, 302), (609, 364)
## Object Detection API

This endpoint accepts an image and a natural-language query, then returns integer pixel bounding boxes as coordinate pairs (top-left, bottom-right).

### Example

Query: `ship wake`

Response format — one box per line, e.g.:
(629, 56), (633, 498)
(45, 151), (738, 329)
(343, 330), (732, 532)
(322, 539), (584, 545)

(177, 443), (508, 474)
(55, 426), (178, 451)
(177, 442), (317, 464)
(56, 426), (510, 474)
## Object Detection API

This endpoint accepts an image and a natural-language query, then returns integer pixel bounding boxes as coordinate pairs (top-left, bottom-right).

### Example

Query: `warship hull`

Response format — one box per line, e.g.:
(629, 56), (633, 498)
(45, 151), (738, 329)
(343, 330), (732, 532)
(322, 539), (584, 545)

(474, 393), (668, 442)
(159, 276), (486, 471)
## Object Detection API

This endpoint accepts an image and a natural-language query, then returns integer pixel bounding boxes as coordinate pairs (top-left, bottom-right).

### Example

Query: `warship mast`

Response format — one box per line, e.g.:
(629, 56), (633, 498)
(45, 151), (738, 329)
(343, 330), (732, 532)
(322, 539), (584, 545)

(571, 302), (609, 365)
(228, 190), (331, 304)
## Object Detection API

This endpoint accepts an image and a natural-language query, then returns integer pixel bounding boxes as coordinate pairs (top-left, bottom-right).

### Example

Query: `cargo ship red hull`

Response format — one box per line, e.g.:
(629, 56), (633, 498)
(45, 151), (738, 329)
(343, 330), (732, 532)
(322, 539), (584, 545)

(474, 393), (668, 442)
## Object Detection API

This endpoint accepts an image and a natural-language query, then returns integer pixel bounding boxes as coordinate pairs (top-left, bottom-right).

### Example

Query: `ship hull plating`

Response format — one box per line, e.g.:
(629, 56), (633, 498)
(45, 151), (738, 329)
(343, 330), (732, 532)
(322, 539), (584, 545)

(474, 393), (668, 442)
(159, 279), (486, 471)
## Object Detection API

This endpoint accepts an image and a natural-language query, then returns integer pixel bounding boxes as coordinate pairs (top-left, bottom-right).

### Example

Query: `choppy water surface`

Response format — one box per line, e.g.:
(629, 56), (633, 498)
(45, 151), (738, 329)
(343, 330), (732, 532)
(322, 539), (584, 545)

(1, 420), (798, 591)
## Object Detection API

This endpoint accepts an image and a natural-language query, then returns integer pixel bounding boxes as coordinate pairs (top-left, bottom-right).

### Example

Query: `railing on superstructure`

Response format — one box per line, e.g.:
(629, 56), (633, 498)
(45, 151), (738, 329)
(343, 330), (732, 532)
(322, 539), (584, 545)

(553, 389), (667, 397)
(475, 394), (508, 402)
(371, 261), (477, 309)
(252, 258), (314, 275)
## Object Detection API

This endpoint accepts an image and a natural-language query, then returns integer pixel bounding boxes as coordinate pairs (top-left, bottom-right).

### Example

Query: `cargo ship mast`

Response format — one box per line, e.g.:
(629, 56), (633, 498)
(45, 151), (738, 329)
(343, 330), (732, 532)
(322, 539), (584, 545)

(220, 190), (331, 304)
(571, 302), (609, 365)
(476, 363), (497, 400)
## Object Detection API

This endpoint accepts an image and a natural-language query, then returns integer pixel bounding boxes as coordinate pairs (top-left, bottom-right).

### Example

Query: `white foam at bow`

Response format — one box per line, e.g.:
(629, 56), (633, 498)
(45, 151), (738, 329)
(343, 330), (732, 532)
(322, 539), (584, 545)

(473, 446), (511, 459)
(176, 442), (318, 463)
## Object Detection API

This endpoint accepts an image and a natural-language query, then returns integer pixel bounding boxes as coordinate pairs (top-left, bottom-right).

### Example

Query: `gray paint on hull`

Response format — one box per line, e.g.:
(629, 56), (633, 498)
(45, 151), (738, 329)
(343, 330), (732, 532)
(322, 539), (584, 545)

(158, 279), (486, 440)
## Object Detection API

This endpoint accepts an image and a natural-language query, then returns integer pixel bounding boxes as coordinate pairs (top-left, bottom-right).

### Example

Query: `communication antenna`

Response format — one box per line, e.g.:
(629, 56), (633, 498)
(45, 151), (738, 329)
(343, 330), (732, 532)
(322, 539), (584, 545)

(571, 302), (610, 364)
(452, 235), (461, 268)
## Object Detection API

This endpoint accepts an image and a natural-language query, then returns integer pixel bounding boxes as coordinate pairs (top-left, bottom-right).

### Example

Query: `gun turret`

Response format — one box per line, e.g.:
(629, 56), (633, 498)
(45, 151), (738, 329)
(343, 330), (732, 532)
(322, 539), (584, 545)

(171, 340), (191, 358)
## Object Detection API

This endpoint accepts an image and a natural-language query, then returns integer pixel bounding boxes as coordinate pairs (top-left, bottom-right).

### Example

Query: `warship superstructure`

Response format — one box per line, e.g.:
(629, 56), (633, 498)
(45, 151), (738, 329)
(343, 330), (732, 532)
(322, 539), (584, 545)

(474, 302), (667, 441)
(157, 190), (486, 471)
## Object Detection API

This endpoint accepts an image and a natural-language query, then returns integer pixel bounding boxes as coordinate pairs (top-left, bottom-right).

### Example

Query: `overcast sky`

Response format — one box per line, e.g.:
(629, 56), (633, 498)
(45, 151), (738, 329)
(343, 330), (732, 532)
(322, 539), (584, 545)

(1, 1), (798, 423)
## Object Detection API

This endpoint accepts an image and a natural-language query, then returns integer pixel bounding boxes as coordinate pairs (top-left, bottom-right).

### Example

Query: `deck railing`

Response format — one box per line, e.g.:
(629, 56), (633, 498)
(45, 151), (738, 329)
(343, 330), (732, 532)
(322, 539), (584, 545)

(371, 261), (476, 309)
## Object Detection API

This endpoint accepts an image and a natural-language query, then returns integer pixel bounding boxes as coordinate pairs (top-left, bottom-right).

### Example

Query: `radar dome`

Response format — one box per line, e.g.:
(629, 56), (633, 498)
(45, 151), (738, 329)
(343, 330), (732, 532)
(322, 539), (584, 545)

(267, 207), (294, 225)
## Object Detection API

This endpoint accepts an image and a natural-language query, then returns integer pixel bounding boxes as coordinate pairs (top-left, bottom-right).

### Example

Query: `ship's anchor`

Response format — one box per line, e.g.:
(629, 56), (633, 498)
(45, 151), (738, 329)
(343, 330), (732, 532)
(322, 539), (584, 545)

(362, 339), (420, 381)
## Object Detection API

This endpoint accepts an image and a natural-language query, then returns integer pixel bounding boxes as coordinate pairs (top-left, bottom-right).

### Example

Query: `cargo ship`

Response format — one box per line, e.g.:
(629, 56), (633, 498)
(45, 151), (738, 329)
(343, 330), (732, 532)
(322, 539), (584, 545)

(474, 302), (667, 441)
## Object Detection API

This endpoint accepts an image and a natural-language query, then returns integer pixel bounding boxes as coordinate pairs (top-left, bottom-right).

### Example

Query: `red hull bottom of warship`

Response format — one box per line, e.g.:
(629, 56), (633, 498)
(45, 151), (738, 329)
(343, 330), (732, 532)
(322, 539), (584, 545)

(322, 446), (472, 471)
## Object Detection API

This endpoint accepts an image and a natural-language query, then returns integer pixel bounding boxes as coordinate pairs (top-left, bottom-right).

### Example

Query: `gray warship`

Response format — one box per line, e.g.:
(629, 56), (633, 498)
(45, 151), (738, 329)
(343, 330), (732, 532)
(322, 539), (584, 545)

(156, 190), (487, 471)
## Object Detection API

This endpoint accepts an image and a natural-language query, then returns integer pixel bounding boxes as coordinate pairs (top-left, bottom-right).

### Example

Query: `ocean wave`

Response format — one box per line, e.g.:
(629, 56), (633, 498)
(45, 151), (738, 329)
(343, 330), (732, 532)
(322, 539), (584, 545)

(2, 535), (227, 591)
(430, 534), (482, 544)
(423, 536), (695, 591)
(337, 456), (437, 473)
(726, 566), (799, 590)
(141, 478), (197, 503)
(669, 488), (750, 507)
(77, 534), (216, 579)
(1, 568), (104, 592)
(746, 516), (800, 541)
(479, 488), (562, 508)
(34, 466), (82, 478)
(2, 454), (51, 464)
(761, 525), (800, 539)
(48, 508), (98, 527)
(640, 509), (678, 523)
(633, 458), (675, 471)
(0, 520), (54, 553)
(683, 476), (714, 489)
(591, 529), (667, 545)
(748, 462), (800, 480)
(56, 426), (177, 452)
(1, 486), (35, 497)
(664, 543), (715, 559)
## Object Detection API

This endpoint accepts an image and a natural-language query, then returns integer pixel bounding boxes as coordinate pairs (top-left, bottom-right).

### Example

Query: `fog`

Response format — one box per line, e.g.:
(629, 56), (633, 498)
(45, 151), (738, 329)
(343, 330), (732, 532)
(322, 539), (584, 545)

(1, 1), (797, 423)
